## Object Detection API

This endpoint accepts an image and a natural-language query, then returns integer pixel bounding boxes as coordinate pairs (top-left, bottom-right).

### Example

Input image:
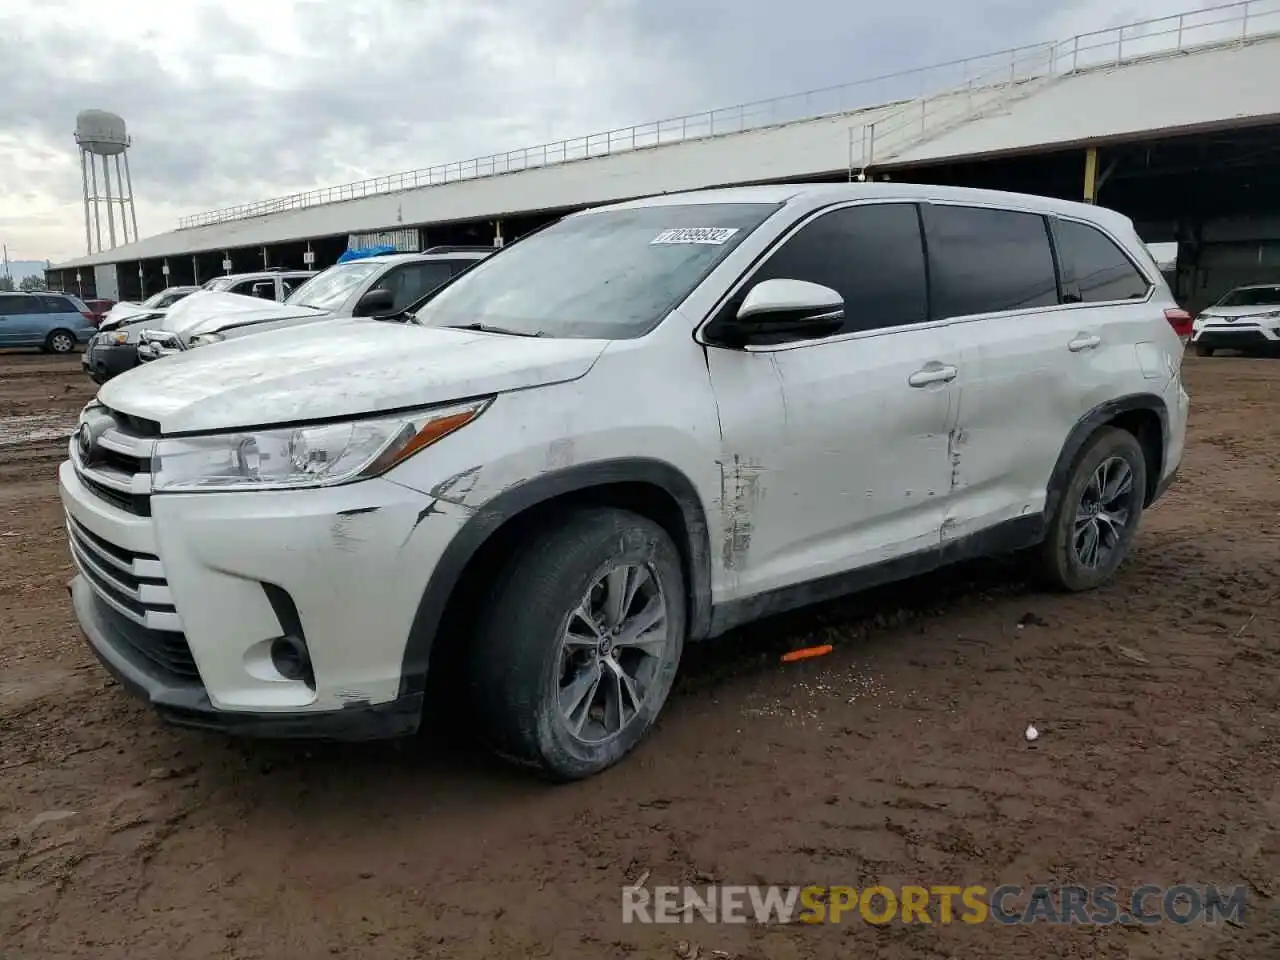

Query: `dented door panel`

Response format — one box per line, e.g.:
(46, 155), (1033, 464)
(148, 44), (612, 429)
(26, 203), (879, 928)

(706, 325), (958, 602)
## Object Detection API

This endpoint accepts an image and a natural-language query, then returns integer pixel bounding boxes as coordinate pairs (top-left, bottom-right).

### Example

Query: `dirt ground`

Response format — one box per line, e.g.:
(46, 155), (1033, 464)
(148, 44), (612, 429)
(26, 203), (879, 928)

(1, 348), (1277, 960)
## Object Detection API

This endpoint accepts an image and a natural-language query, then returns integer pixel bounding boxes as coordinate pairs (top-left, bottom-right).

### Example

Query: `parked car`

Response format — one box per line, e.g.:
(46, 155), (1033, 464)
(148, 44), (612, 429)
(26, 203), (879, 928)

(61, 183), (1188, 780)
(101, 286), (201, 327)
(1190, 283), (1280, 356)
(83, 298), (116, 326)
(135, 249), (487, 361)
(0, 292), (97, 353)
(200, 269), (316, 302)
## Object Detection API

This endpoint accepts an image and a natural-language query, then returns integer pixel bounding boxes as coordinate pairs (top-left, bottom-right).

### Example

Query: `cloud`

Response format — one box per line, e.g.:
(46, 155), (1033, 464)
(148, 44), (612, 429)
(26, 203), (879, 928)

(0, 0), (1213, 261)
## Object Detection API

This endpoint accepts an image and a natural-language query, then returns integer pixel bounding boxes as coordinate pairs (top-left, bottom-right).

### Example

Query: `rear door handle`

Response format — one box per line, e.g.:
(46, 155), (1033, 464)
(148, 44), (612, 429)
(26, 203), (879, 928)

(1068, 333), (1101, 352)
(908, 363), (957, 387)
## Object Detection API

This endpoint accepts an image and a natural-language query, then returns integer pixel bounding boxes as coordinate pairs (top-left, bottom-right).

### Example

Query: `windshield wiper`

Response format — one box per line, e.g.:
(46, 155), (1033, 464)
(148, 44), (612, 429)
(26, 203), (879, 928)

(441, 322), (545, 337)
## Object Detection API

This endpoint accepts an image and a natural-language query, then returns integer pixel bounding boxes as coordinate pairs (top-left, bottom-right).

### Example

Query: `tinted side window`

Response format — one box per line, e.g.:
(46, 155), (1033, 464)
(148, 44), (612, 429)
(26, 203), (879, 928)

(375, 262), (456, 311)
(1052, 218), (1151, 303)
(922, 205), (1058, 318)
(38, 295), (74, 313)
(0, 295), (25, 316)
(732, 203), (928, 335)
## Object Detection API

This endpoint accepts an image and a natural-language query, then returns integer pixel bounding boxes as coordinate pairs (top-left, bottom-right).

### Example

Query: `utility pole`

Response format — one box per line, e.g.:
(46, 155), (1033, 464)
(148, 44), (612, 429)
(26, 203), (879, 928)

(2, 244), (10, 285)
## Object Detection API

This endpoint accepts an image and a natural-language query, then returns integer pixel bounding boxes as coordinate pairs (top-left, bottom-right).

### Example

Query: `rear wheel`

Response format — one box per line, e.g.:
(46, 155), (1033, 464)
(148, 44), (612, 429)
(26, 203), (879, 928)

(468, 508), (685, 780)
(1194, 343), (1215, 357)
(45, 330), (76, 354)
(1036, 427), (1147, 592)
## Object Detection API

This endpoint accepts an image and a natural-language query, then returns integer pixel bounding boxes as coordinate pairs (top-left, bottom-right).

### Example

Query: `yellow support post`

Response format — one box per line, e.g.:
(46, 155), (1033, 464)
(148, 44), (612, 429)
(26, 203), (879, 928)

(1083, 147), (1099, 204)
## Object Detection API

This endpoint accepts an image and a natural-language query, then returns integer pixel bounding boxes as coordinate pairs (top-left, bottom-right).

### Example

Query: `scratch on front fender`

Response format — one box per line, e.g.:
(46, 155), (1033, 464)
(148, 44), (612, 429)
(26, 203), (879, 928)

(719, 455), (765, 571)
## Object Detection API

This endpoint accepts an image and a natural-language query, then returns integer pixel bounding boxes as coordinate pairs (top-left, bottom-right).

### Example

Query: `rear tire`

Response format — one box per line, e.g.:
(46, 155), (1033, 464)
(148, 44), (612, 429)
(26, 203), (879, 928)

(1035, 427), (1147, 592)
(1194, 343), (1215, 357)
(45, 330), (76, 354)
(468, 508), (685, 781)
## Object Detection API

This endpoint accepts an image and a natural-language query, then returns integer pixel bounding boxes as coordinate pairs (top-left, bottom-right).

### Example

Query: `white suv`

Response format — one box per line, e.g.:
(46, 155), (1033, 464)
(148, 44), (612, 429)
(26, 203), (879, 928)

(59, 183), (1188, 780)
(1190, 283), (1280, 356)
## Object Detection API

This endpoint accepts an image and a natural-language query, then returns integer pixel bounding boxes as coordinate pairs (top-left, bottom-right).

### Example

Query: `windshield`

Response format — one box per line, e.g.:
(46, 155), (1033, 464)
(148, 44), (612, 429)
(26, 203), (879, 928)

(140, 290), (173, 308)
(203, 277), (235, 292)
(413, 202), (781, 339)
(285, 262), (382, 311)
(1216, 286), (1280, 307)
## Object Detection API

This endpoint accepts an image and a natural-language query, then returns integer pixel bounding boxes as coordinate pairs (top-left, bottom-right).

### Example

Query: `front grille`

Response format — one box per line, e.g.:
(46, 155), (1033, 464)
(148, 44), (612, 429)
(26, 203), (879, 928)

(88, 590), (200, 685)
(66, 514), (181, 633)
(70, 404), (155, 516)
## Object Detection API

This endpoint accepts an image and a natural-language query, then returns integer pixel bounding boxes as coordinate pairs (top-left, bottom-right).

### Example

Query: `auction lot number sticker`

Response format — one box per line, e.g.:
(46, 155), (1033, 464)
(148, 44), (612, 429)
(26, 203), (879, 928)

(650, 227), (740, 245)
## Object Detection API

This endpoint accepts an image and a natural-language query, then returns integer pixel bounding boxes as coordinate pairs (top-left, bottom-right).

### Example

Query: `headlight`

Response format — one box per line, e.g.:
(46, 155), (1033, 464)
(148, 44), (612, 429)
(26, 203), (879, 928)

(151, 398), (491, 492)
(187, 332), (225, 348)
(99, 330), (130, 345)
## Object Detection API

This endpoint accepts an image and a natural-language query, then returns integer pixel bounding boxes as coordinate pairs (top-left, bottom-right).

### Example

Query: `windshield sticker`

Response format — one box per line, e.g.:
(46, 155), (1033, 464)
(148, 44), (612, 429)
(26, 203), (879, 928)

(650, 227), (740, 246)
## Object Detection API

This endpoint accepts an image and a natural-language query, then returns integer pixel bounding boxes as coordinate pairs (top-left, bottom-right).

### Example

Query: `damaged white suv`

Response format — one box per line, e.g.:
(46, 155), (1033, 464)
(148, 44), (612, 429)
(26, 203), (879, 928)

(60, 183), (1188, 779)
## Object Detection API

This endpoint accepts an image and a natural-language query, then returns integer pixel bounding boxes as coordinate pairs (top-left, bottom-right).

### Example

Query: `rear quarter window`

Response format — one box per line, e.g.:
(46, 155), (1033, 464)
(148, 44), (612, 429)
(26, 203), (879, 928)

(37, 295), (76, 313)
(1051, 218), (1151, 303)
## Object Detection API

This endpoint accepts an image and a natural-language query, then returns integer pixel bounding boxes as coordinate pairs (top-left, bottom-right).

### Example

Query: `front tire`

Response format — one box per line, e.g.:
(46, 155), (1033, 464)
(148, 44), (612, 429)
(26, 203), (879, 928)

(1036, 427), (1147, 592)
(45, 330), (76, 354)
(469, 508), (686, 780)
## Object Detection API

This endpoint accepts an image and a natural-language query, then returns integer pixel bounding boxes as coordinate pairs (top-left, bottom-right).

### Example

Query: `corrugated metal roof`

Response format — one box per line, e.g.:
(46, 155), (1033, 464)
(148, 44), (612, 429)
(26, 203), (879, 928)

(51, 5), (1280, 271)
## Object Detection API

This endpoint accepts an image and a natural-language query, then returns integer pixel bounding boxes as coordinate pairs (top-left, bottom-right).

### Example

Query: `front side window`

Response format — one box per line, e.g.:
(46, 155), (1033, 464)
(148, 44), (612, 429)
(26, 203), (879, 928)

(923, 204), (1059, 318)
(722, 202), (928, 336)
(1052, 218), (1150, 303)
(285, 261), (382, 311)
(414, 202), (781, 339)
(1215, 286), (1280, 307)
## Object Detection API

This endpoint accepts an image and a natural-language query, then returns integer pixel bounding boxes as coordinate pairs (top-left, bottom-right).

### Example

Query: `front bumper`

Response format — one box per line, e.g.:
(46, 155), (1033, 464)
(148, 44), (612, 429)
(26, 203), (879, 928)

(59, 455), (473, 739)
(1191, 320), (1280, 351)
(82, 341), (140, 382)
(70, 575), (422, 739)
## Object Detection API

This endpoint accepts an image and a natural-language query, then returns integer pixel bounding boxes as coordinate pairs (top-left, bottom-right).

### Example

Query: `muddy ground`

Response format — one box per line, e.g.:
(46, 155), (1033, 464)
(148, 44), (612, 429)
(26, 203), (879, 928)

(1, 350), (1277, 960)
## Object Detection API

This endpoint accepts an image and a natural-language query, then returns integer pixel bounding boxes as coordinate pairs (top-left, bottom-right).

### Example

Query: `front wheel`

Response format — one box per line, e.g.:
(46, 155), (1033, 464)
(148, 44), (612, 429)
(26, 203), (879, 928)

(469, 508), (686, 780)
(1035, 427), (1147, 592)
(45, 330), (76, 354)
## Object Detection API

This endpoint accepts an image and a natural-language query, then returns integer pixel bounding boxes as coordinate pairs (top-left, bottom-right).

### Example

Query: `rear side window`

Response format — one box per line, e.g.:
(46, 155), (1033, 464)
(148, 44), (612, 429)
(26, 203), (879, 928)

(1051, 218), (1151, 303)
(0, 295), (26, 315)
(38, 295), (75, 313)
(922, 204), (1059, 318)
(734, 202), (928, 334)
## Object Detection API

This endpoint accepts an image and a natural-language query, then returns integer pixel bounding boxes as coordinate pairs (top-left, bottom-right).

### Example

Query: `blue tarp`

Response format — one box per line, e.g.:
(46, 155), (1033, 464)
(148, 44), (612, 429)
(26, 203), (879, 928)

(337, 245), (398, 263)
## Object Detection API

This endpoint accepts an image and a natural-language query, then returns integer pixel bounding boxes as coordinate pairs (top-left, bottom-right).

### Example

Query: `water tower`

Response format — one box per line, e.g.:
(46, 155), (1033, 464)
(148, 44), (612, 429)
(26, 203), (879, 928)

(75, 109), (140, 255)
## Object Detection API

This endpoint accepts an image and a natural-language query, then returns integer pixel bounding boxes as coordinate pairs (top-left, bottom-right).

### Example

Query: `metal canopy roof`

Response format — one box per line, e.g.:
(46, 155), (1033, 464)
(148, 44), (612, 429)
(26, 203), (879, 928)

(52, 0), (1280, 271)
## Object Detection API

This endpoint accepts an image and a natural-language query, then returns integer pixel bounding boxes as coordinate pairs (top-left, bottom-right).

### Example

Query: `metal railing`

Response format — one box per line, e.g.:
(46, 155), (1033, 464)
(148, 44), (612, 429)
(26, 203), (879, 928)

(177, 0), (1280, 231)
(851, 0), (1280, 171)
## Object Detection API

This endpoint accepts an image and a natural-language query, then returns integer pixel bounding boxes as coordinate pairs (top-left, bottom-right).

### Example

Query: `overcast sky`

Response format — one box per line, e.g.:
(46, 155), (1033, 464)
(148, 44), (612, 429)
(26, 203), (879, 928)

(0, 0), (1213, 261)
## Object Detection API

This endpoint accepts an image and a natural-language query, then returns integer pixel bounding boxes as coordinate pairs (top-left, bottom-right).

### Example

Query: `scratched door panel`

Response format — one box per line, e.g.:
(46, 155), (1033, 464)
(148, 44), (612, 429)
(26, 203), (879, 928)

(706, 325), (956, 602)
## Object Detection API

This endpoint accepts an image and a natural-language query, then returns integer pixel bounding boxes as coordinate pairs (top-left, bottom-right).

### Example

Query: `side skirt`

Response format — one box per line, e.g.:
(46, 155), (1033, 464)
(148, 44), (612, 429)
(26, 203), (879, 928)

(706, 514), (1045, 638)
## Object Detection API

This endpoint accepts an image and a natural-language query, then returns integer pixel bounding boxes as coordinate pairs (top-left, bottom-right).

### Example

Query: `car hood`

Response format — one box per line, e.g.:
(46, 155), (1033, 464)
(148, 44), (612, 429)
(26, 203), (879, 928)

(97, 318), (610, 434)
(158, 290), (325, 335)
(101, 303), (163, 328)
(1198, 304), (1280, 319)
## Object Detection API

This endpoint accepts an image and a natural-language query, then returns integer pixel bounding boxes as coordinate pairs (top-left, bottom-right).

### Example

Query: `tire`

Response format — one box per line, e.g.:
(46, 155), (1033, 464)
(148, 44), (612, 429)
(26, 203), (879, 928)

(1194, 343), (1215, 357)
(468, 508), (686, 781)
(45, 330), (76, 354)
(1035, 427), (1148, 592)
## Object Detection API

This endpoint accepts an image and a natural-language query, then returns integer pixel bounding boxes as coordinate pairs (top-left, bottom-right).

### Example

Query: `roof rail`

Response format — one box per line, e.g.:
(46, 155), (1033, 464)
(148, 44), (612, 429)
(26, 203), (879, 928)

(421, 245), (496, 254)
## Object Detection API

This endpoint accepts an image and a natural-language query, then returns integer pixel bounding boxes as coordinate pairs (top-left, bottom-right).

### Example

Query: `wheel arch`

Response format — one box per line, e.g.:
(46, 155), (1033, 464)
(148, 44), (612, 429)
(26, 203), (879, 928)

(399, 458), (714, 701)
(1044, 393), (1168, 524)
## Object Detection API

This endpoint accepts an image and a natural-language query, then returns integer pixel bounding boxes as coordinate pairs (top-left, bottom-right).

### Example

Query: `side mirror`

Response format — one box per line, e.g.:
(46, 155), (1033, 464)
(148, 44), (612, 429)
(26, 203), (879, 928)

(710, 279), (845, 347)
(353, 288), (395, 317)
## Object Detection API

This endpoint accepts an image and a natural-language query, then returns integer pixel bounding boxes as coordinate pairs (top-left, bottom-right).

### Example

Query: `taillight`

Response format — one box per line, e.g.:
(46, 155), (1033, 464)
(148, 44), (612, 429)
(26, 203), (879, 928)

(81, 311), (97, 325)
(1164, 307), (1193, 339)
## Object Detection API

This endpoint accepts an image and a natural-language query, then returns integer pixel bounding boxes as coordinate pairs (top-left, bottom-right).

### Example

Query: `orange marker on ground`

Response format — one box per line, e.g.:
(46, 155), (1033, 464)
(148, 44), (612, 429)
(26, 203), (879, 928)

(780, 644), (833, 663)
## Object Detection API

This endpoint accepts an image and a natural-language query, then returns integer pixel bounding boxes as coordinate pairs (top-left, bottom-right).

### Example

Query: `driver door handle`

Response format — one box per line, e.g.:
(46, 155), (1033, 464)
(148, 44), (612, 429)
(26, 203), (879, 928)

(908, 364), (957, 387)
(1068, 333), (1101, 352)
